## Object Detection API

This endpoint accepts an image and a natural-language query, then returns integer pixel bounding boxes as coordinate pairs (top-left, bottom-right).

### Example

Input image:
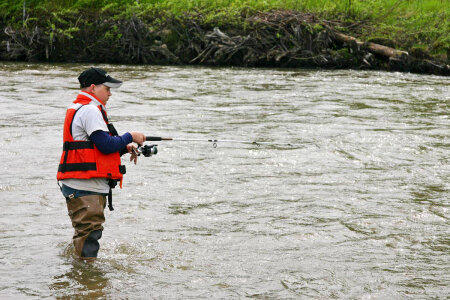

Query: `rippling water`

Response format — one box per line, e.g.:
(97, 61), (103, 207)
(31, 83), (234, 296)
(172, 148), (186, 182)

(0, 62), (448, 299)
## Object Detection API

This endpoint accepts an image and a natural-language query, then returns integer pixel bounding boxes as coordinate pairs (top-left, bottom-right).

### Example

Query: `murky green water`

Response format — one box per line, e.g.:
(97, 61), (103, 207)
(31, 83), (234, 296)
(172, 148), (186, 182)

(0, 62), (448, 299)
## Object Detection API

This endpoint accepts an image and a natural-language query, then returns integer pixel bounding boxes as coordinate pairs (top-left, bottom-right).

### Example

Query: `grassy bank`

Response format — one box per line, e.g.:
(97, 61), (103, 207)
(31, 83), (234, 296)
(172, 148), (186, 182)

(0, 0), (448, 74)
(2, 0), (448, 56)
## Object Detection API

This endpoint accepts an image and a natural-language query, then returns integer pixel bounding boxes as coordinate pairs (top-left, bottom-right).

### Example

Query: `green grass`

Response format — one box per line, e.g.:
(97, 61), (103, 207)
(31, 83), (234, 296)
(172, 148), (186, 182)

(1, 0), (449, 55)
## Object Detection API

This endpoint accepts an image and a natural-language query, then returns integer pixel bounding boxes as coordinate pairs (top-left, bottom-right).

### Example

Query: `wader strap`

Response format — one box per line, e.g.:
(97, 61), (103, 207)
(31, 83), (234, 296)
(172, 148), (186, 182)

(99, 106), (109, 123)
(107, 179), (117, 211)
(99, 106), (119, 137)
(107, 123), (119, 136)
(108, 188), (114, 211)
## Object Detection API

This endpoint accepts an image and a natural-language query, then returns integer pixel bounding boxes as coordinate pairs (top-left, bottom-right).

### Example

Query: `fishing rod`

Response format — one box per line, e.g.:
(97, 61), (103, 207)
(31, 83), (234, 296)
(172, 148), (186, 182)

(134, 136), (312, 157)
(144, 136), (308, 148)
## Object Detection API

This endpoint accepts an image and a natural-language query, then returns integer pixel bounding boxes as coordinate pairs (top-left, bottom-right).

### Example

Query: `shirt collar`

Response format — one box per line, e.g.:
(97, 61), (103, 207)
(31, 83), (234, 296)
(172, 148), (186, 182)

(79, 91), (106, 108)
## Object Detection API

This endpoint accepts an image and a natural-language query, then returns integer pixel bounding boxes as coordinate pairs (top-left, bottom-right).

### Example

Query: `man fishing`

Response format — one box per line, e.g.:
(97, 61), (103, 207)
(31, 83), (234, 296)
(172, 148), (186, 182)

(57, 67), (145, 262)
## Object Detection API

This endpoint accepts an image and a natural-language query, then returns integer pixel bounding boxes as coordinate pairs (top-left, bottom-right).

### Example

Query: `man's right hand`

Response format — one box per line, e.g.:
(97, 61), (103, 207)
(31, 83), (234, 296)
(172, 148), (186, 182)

(130, 131), (145, 145)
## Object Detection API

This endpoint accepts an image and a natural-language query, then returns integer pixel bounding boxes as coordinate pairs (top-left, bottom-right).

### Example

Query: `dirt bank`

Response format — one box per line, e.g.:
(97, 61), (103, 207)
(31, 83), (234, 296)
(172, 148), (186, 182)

(1, 11), (448, 76)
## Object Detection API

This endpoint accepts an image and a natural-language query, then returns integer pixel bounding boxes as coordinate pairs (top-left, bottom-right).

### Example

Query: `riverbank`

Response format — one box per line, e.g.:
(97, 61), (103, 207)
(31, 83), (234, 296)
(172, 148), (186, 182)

(1, 1), (449, 75)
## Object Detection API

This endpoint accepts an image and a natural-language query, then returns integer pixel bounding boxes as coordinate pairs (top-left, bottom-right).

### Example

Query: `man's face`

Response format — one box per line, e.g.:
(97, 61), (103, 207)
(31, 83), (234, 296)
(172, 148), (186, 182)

(92, 84), (111, 104)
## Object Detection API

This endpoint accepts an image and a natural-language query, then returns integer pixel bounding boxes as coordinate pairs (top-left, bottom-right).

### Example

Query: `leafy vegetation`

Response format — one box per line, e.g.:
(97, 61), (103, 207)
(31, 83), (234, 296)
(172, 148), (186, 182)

(0, 0), (448, 66)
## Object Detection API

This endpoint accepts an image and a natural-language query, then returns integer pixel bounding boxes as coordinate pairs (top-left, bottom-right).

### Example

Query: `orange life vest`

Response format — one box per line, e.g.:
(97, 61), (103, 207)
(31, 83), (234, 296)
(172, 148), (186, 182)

(57, 92), (125, 187)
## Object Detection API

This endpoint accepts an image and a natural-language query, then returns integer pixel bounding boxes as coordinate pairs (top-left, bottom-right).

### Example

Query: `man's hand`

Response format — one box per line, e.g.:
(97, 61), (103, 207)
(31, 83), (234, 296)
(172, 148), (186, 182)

(126, 143), (139, 164)
(130, 131), (145, 145)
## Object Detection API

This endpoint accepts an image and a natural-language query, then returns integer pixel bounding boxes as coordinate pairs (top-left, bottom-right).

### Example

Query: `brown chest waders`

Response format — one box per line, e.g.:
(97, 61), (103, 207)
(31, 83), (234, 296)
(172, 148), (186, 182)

(66, 194), (106, 260)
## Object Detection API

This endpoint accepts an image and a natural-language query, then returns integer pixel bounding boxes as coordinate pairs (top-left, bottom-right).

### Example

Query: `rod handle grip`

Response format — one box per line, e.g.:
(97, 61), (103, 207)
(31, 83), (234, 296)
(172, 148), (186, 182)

(146, 136), (162, 141)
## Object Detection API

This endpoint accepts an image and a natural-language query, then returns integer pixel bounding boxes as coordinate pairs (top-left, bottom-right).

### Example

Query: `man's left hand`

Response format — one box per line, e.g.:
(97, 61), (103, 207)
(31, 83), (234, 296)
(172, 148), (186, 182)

(126, 143), (139, 164)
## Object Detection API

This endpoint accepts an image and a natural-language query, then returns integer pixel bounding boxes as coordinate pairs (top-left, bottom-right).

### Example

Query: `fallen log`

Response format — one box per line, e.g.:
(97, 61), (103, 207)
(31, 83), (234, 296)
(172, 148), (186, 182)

(367, 42), (408, 58)
(331, 30), (408, 58)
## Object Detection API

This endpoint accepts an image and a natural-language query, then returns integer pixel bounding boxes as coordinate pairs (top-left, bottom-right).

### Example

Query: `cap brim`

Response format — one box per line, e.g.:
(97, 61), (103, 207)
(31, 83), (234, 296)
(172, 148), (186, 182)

(103, 75), (122, 88)
(104, 81), (122, 88)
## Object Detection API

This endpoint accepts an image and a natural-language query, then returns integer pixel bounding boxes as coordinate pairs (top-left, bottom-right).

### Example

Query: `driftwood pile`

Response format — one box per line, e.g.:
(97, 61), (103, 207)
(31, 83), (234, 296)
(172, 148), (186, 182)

(1, 11), (448, 75)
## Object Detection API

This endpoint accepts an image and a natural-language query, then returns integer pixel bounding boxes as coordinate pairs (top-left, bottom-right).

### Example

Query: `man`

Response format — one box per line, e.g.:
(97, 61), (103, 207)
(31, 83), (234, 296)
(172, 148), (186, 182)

(57, 67), (145, 262)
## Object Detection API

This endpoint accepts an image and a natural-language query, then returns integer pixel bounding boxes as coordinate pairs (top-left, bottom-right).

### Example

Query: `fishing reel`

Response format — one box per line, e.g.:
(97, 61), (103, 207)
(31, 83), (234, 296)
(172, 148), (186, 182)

(136, 144), (158, 157)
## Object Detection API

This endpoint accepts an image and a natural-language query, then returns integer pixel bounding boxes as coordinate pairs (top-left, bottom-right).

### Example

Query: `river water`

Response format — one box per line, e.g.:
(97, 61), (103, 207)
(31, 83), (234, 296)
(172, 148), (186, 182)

(0, 62), (448, 299)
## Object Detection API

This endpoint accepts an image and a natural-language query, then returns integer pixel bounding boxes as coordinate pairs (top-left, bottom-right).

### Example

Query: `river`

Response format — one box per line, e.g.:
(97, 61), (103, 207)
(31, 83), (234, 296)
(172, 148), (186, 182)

(0, 62), (448, 299)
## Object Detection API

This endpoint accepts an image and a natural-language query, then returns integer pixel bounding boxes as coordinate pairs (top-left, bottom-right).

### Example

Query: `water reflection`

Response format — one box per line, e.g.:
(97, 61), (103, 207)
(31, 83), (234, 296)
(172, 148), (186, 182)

(49, 246), (109, 299)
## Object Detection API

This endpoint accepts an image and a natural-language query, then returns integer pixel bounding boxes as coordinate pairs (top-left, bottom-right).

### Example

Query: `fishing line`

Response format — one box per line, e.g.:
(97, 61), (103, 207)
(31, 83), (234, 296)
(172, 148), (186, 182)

(145, 136), (314, 148)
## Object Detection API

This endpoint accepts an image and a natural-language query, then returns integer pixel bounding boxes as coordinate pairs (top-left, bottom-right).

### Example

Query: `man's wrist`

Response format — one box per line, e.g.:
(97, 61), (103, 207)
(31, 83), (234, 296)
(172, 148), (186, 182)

(123, 132), (133, 144)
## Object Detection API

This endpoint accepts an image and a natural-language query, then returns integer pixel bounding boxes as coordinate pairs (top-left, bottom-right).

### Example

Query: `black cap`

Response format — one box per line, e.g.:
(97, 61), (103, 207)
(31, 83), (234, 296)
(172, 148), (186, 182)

(78, 67), (122, 88)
